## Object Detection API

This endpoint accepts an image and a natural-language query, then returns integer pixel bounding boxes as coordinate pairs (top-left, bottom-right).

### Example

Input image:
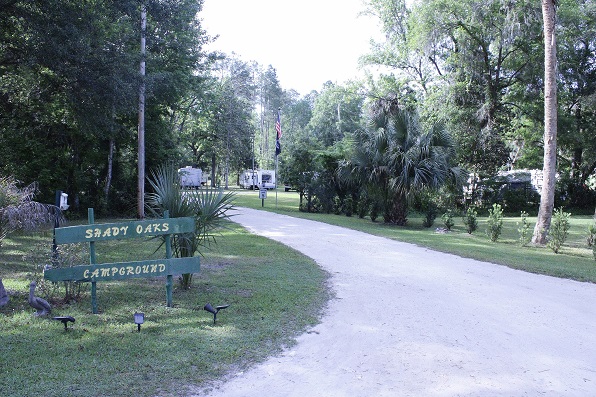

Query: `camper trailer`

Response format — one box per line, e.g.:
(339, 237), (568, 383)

(239, 169), (276, 189)
(178, 166), (202, 189)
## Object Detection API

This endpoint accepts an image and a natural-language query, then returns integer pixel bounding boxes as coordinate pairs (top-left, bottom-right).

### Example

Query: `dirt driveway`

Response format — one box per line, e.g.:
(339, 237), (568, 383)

(195, 207), (596, 397)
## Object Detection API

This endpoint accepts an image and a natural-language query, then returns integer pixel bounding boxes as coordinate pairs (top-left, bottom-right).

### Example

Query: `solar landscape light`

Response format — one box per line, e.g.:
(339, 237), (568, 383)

(203, 303), (230, 324)
(134, 312), (144, 332)
(53, 316), (75, 331)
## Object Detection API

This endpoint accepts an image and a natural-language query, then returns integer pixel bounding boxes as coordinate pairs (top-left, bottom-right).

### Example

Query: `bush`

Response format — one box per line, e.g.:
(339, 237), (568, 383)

(415, 190), (439, 228)
(547, 207), (571, 254)
(25, 242), (88, 303)
(370, 201), (380, 222)
(441, 209), (455, 231)
(422, 203), (438, 228)
(486, 203), (504, 242)
(463, 207), (478, 234)
(517, 211), (532, 247)
(587, 222), (596, 248)
(344, 196), (354, 217)
(333, 196), (342, 215)
(356, 196), (369, 219)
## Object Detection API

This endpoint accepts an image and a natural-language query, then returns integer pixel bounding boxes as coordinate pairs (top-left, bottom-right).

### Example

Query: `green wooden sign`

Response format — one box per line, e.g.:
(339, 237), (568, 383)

(44, 257), (200, 283)
(45, 209), (199, 313)
(54, 217), (195, 244)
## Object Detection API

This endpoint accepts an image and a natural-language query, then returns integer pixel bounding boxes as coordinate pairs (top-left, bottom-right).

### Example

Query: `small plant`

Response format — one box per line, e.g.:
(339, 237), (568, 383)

(463, 206), (478, 234)
(333, 196), (342, 215)
(356, 197), (369, 219)
(344, 196), (354, 217)
(547, 207), (571, 254)
(486, 203), (504, 242)
(24, 242), (88, 302)
(441, 209), (455, 231)
(422, 202), (438, 228)
(587, 222), (596, 248)
(370, 202), (379, 222)
(517, 211), (532, 247)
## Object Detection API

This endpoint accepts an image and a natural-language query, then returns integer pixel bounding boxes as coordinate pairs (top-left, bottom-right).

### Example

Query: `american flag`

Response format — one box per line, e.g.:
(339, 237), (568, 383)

(275, 110), (282, 156)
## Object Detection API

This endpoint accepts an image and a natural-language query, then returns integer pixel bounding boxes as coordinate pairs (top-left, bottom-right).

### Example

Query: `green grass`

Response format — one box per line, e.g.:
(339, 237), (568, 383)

(0, 221), (330, 397)
(234, 187), (596, 283)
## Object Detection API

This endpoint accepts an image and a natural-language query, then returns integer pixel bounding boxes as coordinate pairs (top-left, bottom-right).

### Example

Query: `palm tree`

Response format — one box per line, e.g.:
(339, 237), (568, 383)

(145, 164), (235, 289)
(533, 0), (558, 245)
(341, 98), (464, 225)
(0, 176), (59, 247)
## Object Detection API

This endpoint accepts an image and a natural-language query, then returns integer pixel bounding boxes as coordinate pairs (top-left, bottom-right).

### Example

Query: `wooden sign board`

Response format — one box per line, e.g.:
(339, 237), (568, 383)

(55, 217), (195, 244)
(44, 257), (200, 283)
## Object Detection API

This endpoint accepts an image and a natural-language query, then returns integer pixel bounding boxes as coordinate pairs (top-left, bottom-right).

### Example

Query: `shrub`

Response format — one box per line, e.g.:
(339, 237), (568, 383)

(587, 222), (596, 248)
(25, 242), (88, 303)
(370, 202), (380, 222)
(422, 203), (438, 228)
(463, 207), (478, 234)
(344, 196), (354, 217)
(517, 211), (532, 247)
(486, 203), (504, 242)
(441, 209), (455, 231)
(356, 197), (369, 219)
(547, 207), (571, 254)
(415, 190), (439, 228)
(333, 196), (342, 215)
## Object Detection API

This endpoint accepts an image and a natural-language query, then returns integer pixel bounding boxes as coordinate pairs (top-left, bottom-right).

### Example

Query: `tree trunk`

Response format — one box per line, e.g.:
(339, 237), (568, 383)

(104, 138), (115, 207)
(532, 0), (558, 245)
(384, 193), (408, 226)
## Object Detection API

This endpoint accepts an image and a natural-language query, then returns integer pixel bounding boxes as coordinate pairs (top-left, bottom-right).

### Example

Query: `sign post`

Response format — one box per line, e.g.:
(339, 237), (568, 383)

(259, 188), (267, 207)
(45, 209), (199, 313)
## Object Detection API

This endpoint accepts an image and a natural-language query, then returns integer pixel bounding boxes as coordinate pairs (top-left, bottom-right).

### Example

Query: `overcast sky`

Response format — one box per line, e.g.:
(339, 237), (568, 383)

(200, 0), (381, 95)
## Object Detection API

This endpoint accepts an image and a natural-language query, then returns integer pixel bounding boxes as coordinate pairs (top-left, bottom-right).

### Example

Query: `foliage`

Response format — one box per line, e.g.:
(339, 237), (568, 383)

(145, 164), (235, 289)
(463, 206), (478, 234)
(340, 97), (464, 225)
(370, 201), (380, 222)
(23, 242), (88, 303)
(441, 210), (455, 231)
(486, 203), (504, 242)
(0, 177), (59, 247)
(587, 222), (596, 248)
(416, 190), (439, 228)
(547, 207), (571, 254)
(356, 194), (370, 219)
(0, 0), (213, 214)
(518, 211), (533, 247)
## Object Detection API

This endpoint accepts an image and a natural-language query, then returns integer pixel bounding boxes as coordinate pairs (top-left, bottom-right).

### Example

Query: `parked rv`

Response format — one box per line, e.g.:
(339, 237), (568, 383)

(239, 169), (276, 189)
(178, 166), (202, 189)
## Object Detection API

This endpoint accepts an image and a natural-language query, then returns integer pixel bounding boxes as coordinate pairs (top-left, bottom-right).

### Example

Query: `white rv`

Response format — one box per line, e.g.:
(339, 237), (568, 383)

(239, 169), (276, 189)
(178, 166), (202, 189)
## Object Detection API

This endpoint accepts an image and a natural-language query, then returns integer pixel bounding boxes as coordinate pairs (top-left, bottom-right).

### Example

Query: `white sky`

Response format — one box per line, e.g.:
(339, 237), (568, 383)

(200, 0), (382, 95)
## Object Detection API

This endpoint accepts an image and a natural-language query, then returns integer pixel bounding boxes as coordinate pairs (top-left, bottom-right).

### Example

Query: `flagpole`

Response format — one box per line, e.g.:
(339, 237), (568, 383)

(275, 107), (281, 210)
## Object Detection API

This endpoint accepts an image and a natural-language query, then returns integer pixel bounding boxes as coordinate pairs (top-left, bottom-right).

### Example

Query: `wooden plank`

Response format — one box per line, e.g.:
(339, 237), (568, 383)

(55, 217), (195, 244)
(44, 257), (200, 282)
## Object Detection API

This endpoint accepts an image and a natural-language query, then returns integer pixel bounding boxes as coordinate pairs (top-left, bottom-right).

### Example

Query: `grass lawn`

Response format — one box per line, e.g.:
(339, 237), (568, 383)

(234, 187), (596, 283)
(0, 220), (330, 397)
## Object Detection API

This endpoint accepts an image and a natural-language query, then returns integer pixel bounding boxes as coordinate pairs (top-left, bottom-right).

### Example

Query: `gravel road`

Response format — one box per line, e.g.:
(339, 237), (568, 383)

(194, 207), (596, 397)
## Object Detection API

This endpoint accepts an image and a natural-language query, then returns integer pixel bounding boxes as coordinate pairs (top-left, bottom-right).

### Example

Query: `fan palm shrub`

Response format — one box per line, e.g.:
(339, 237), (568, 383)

(145, 164), (235, 289)
(340, 98), (465, 225)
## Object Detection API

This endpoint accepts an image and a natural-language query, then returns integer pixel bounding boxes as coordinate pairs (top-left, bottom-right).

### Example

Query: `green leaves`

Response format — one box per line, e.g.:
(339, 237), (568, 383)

(145, 163), (235, 288)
